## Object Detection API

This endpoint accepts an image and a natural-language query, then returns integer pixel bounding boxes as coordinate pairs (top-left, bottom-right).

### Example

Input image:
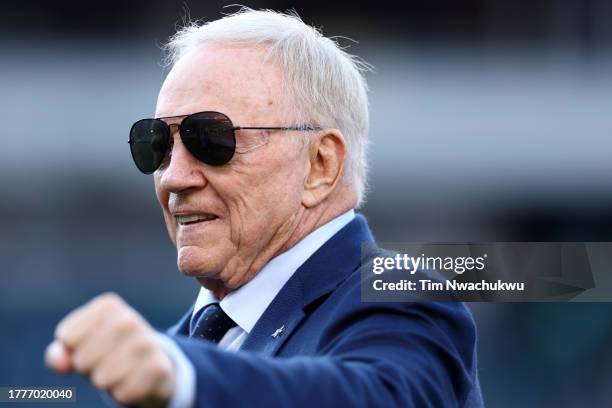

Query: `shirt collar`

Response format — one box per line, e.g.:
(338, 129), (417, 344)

(191, 209), (355, 333)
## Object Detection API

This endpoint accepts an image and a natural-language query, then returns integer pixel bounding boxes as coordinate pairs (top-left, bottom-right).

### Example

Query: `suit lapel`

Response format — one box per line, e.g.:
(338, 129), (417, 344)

(240, 214), (374, 355)
(239, 276), (305, 353)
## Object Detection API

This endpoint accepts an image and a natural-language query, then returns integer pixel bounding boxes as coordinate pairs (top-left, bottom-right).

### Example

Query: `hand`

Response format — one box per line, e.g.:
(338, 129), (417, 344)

(45, 292), (175, 407)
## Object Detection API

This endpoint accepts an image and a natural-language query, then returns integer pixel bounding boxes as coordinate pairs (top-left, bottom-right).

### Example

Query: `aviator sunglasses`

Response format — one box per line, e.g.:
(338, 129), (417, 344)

(129, 111), (322, 174)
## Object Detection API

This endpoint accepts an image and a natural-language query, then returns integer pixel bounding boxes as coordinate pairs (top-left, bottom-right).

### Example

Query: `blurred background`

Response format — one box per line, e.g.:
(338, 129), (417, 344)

(1, 0), (611, 406)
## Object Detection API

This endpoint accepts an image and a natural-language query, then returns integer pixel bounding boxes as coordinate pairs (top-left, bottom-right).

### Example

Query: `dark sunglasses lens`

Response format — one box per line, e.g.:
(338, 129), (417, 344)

(180, 112), (235, 166)
(129, 119), (169, 174)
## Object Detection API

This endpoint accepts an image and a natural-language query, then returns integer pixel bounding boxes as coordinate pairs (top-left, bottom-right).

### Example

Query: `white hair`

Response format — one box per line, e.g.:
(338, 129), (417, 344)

(163, 7), (372, 207)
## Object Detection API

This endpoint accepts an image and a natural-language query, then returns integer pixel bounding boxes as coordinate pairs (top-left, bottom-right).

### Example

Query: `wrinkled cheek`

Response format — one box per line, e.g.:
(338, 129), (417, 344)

(226, 203), (246, 248)
(227, 197), (265, 252)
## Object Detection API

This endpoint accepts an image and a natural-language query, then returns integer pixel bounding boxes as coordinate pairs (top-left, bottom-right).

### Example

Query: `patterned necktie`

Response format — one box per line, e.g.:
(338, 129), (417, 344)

(190, 303), (237, 343)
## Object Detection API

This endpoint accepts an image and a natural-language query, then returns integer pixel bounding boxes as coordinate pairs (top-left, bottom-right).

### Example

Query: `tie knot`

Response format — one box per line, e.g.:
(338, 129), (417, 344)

(190, 303), (237, 343)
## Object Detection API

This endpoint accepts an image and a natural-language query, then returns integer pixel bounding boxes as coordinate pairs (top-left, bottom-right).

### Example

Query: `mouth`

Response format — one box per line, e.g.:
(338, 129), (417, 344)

(174, 213), (219, 226)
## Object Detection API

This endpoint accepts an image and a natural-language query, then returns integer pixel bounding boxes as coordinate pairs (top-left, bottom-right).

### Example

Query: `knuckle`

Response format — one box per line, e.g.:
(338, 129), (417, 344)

(59, 334), (78, 349)
(71, 351), (89, 373)
(146, 358), (168, 380)
(54, 322), (70, 344)
(55, 318), (78, 346)
(110, 388), (130, 405)
(132, 335), (154, 355)
(96, 292), (122, 310)
(112, 385), (144, 405)
(114, 314), (139, 335)
(91, 369), (108, 390)
(131, 388), (148, 403)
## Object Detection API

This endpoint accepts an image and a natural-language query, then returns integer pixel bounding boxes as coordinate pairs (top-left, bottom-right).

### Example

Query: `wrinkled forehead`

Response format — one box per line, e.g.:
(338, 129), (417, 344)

(155, 44), (288, 124)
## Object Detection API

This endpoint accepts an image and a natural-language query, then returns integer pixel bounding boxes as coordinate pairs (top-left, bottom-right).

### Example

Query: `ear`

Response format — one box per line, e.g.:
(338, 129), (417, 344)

(302, 129), (347, 208)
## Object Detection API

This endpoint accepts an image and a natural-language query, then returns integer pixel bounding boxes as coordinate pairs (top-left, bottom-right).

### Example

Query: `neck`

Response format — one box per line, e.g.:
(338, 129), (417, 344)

(278, 204), (351, 254)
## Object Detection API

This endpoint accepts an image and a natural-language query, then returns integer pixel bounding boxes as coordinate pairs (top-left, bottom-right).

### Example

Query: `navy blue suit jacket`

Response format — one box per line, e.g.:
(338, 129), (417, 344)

(168, 215), (483, 407)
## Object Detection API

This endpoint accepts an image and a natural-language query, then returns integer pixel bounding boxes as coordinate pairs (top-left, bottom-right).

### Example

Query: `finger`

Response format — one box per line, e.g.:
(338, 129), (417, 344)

(44, 340), (73, 374)
(55, 293), (122, 350)
(71, 310), (140, 375)
(109, 357), (170, 406)
(90, 331), (151, 391)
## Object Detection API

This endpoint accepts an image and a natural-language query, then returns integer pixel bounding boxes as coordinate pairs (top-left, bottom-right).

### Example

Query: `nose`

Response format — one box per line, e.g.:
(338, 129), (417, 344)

(158, 128), (208, 194)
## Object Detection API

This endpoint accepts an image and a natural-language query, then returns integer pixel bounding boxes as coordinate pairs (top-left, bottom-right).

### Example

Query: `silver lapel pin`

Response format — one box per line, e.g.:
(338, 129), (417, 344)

(271, 325), (285, 339)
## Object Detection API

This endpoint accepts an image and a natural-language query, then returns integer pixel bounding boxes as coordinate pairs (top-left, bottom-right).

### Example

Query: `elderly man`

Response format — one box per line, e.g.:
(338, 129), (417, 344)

(46, 9), (483, 408)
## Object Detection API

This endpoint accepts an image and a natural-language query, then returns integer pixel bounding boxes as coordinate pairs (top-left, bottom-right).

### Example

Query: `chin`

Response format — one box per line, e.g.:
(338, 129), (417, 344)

(176, 245), (222, 278)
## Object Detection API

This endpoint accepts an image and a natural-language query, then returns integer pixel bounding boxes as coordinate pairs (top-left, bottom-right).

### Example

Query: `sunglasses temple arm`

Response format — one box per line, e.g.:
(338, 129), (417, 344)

(235, 126), (323, 131)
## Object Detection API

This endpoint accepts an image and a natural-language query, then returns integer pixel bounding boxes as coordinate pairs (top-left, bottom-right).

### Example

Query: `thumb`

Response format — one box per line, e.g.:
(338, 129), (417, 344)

(45, 340), (73, 374)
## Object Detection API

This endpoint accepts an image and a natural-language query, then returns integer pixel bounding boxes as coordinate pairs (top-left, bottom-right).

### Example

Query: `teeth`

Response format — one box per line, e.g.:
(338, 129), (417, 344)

(176, 214), (216, 225)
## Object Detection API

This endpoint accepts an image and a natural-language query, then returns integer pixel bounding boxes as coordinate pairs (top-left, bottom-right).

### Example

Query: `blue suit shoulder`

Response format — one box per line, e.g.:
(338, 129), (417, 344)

(301, 244), (483, 407)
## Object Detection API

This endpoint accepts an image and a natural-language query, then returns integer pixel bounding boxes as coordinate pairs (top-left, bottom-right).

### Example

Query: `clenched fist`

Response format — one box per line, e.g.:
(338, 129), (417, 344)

(45, 293), (175, 407)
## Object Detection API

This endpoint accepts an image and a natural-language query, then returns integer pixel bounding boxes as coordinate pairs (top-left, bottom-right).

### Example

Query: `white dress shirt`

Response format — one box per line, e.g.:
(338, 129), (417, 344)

(161, 209), (355, 408)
